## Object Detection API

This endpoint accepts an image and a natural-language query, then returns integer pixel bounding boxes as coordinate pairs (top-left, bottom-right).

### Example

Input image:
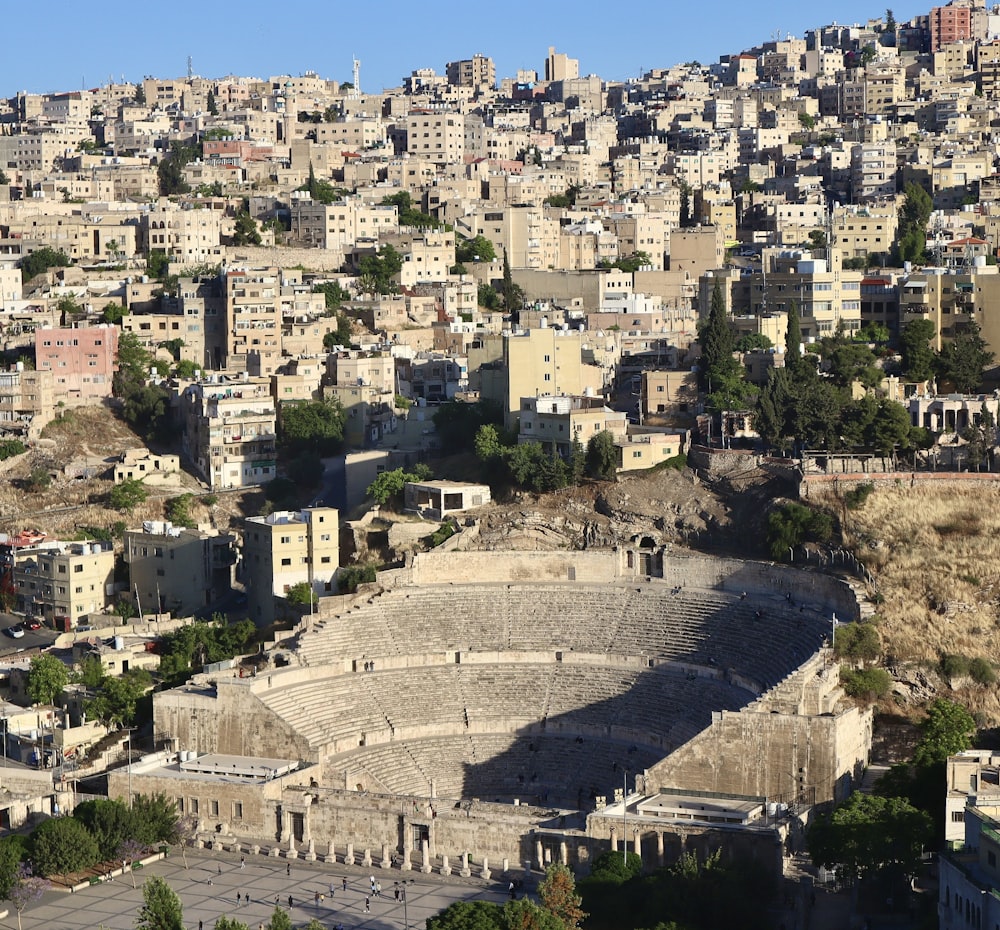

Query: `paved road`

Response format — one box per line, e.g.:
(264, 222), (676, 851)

(9, 847), (514, 930)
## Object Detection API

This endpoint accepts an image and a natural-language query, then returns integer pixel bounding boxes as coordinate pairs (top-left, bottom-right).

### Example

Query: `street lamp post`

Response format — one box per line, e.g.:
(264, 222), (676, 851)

(622, 770), (628, 867)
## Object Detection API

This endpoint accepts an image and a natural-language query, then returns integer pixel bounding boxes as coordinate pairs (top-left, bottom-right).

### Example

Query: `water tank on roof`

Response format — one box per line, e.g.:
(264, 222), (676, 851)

(114, 635), (124, 651)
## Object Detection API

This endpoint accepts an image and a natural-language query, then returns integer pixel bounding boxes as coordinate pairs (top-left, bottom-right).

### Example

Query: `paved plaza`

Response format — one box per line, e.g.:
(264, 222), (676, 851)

(4, 848), (514, 930)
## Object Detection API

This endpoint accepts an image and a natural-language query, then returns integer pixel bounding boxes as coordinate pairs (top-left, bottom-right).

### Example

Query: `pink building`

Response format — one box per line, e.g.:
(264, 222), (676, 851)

(34, 325), (118, 405)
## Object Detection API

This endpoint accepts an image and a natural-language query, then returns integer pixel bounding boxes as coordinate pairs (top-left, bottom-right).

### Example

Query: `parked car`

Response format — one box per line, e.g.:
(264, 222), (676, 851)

(25, 618), (41, 630)
(4, 625), (24, 639)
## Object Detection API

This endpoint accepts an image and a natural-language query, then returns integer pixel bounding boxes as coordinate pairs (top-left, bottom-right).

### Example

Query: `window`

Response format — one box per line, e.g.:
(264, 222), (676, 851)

(74, 564), (83, 573)
(190, 798), (199, 814)
(233, 802), (243, 820)
(952, 811), (966, 822)
(281, 558), (291, 566)
(210, 800), (220, 816)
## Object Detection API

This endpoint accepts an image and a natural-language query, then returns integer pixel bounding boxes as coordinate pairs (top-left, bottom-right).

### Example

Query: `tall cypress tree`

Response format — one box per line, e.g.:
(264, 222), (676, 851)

(785, 301), (803, 375)
(700, 278), (738, 392)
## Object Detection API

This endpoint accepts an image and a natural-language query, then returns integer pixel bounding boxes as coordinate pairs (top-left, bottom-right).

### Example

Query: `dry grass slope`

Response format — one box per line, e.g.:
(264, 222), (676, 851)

(814, 483), (1000, 722)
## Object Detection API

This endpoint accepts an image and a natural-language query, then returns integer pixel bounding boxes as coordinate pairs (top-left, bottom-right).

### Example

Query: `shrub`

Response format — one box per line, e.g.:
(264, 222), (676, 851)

(337, 565), (377, 594)
(969, 657), (997, 686)
(766, 503), (833, 559)
(426, 522), (456, 548)
(834, 622), (881, 662)
(840, 667), (891, 700)
(0, 440), (26, 461)
(843, 483), (875, 510)
(941, 654), (971, 680)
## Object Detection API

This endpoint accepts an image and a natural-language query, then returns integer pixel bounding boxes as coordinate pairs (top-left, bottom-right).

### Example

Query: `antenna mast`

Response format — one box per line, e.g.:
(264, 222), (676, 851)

(352, 57), (361, 98)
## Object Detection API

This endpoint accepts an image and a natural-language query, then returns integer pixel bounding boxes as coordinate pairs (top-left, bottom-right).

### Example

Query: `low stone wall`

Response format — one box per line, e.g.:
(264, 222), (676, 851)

(411, 549), (622, 585)
(800, 471), (1000, 498)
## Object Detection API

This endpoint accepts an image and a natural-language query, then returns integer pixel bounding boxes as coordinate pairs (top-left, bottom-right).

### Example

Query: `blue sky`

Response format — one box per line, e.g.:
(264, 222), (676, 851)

(3, 1), (914, 96)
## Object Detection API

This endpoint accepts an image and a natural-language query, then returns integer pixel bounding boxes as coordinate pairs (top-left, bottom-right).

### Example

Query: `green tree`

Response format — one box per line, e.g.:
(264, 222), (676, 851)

(214, 919), (250, 930)
(0, 440), (26, 461)
(31, 817), (100, 877)
(110, 478), (148, 513)
(614, 250), (653, 273)
(265, 906), (293, 930)
(913, 698), (976, 768)
(73, 798), (135, 860)
(936, 321), (995, 393)
(474, 424), (504, 461)
(785, 301), (803, 374)
(85, 668), (152, 727)
(21, 246), (70, 283)
(899, 318), (936, 382)
(427, 901), (503, 930)
(232, 211), (261, 246)
(26, 655), (68, 706)
(101, 302), (126, 325)
(114, 331), (155, 397)
(587, 849), (643, 883)
(806, 791), (932, 884)
(840, 666), (892, 700)
(433, 400), (504, 452)
(356, 244), (403, 295)
(699, 279), (744, 405)
(477, 281), (501, 310)
(868, 399), (912, 458)
(538, 862), (586, 929)
(820, 336), (880, 389)
(130, 794), (181, 846)
(146, 250), (169, 280)
(279, 399), (346, 455)
(285, 582), (316, 608)
(500, 249), (524, 313)
(0, 838), (25, 899)
(122, 384), (171, 441)
(833, 622), (880, 662)
(456, 234), (496, 265)
(157, 141), (200, 197)
(366, 465), (432, 506)
(501, 898), (565, 930)
(135, 875), (184, 930)
(735, 333), (773, 352)
(767, 502), (833, 559)
(896, 182), (932, 264)
(585, 430), (618, 480)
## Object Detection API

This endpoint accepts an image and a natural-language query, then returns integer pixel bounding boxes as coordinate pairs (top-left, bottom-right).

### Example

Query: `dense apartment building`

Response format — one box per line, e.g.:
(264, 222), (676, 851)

(222, 267), (282, 374)
(446, 55), (496, 89)
(34, 324), (117, 406)
(180, 374), (277, 490)
(125, 520), (237, 619)
(12, 539), (114, 626)
(242, 507), (340, 627)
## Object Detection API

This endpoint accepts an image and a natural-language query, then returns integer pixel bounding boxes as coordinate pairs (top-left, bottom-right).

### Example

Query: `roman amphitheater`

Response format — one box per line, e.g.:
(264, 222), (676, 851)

(143, 546), (872, 876)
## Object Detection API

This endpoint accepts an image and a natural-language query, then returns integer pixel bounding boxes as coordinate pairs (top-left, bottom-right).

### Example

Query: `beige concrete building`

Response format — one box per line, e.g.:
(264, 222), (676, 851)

(289, 197), (397, 251)
(223, 268), (282, 374)
(0, 367), (55, 437)
(406, 111), (465, 164)
(404, 480), (491, 519)
(144, 204), (222, 265)
(125, 521), (237, 619)
(180, 375), (277, 490)
(113, 449), (182, 486)
(495, 328), (607, 430)
(243, 507), (340, 627)
(446, 55), (496, 90)
(518, 394), (626, 457)
(13, 539), (114, 626)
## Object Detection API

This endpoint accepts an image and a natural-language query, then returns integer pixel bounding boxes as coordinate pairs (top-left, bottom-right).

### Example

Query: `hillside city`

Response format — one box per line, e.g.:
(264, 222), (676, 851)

(0, 2), (999, 929)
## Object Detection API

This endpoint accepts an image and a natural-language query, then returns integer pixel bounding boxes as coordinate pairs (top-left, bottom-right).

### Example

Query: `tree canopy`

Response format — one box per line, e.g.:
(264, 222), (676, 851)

(279, 398), (346, 456)
(26, 654), (68, 706)
(806, 791), (932, 883)
(136, 875), (185, 930)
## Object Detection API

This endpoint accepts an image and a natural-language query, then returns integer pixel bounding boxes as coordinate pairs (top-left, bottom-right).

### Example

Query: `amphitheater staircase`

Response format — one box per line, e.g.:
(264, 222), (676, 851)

(359, 673), (394, 732)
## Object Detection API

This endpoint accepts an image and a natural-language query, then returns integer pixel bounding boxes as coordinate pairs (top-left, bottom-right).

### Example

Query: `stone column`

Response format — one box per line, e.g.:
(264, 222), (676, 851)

(345, 843), (355, 866)
(287, 836), (298, 859)
(481, 857), (492, 881)
(380, 843), (392, 869)
(559, 841), (568, 866)
(535, 840), (544, 871)
(656, 832), (665, 867)
(325, 840), (337, 863)
(610, 827), (618, 852)
(460, 852), (470, 878)
(441, 855), (451, 876)
(402, 847), (412, 871)
(304, 839), (316, 862)
(501, 858), (509, 874)
(632, 830), (641, 858)
(420, 839), (432, 874)
(362, 848), (372, 867)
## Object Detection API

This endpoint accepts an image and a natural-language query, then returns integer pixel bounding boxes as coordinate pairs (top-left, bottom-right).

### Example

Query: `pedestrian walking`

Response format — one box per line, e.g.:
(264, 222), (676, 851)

(364, 896), (370, 913)
(218, 864), (222, 875)
(286, 862), (291, 877)
(330, 881), (336, 898)
(199, 922), (203, 930)
(274, 895), (279, 907)
(288, 894), (294, 908)
(236, 892), (241, 907)
(376, 881), (381, 897)
(394, 884), (400, 902)
(342, 877), (347, 892)
(240, 856), (246, 870)
(315, 890), (321, 907)
(245, 893), (250, 905)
